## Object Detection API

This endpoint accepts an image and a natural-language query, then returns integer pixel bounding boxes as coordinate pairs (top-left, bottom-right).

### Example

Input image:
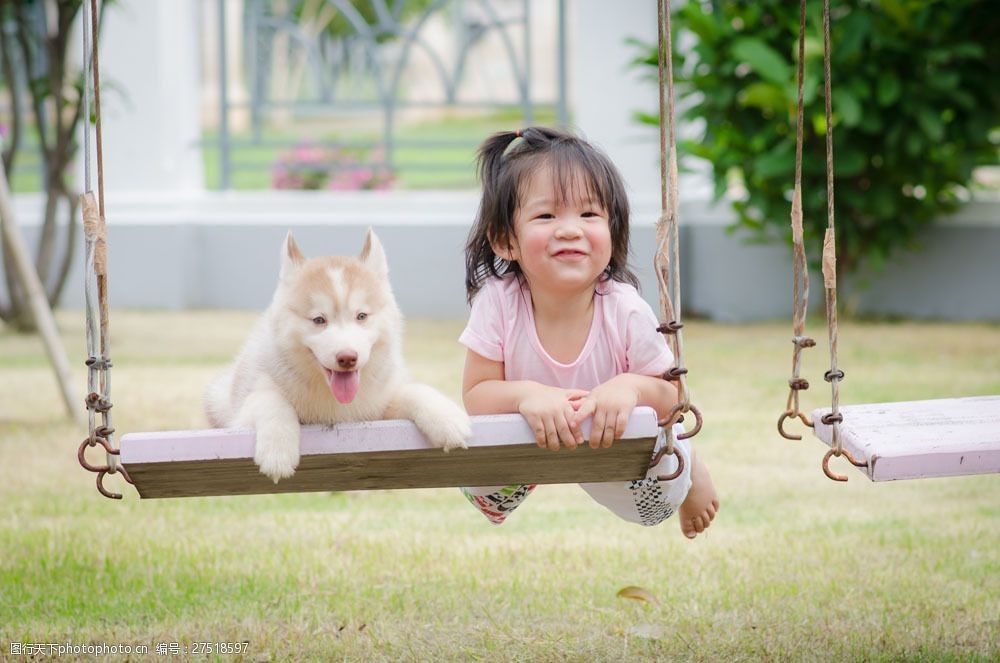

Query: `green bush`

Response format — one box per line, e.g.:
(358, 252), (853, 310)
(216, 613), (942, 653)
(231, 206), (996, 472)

(637, 0), (999, 274)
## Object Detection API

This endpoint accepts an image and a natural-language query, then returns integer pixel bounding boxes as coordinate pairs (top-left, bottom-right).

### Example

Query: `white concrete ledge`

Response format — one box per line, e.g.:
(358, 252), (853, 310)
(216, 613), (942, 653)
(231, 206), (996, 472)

(12, 190), (997, 227)
(7, 192), (1000, 320)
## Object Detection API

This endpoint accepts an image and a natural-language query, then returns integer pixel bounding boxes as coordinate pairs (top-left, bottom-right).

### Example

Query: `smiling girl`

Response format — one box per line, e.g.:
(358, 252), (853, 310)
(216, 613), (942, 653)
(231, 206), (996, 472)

(459, 127), (718, 537)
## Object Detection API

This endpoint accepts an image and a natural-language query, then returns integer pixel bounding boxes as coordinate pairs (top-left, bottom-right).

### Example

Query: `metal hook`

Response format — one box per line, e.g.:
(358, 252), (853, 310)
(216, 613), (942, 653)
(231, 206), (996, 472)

(96, 471), (123, 499)
(677, 404), (702, 441)
(656, 403), (702, 440)
(77, 436), (116, 473)
(78, 437), (133, 499)
(822, 448), (867, 482)
(655, 447), (685, 482)
(777, 410), (814, 440)
(649, 403), (702, 476)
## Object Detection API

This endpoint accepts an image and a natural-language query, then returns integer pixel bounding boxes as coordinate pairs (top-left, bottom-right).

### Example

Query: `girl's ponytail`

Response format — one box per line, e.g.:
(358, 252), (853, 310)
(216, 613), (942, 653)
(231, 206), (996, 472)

(465, 131), (521, 303)
(476, 131), (520, 199)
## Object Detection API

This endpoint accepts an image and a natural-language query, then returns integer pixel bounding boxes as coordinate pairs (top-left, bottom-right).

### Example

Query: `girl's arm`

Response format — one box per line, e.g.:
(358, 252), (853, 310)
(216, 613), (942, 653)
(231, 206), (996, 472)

(612, 373), (679, 423)
(462, 349), (588, 449)
(461, 348), (525, 415)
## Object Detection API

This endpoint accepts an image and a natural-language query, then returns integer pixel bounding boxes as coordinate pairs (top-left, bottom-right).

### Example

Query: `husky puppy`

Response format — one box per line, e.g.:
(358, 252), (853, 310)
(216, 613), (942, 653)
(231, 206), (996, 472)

(205, 229), (471, 482)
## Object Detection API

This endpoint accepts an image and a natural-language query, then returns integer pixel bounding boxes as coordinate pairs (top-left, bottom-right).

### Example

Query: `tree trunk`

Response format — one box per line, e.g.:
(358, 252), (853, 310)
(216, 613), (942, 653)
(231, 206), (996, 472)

(51, 190), (79, 306)
(0, 1), (89, 332)
(1, 224), (28, 323)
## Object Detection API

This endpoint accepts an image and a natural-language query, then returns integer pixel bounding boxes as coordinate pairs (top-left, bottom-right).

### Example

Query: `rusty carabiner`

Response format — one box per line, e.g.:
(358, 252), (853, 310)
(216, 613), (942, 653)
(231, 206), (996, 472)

(822, 448), (867, 482)
(777, 410), (814, 440)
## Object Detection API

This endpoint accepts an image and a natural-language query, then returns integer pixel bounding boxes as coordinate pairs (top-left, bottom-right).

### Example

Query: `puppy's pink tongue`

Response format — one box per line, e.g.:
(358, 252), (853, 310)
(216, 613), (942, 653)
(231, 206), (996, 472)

(329, 370), (360, 404)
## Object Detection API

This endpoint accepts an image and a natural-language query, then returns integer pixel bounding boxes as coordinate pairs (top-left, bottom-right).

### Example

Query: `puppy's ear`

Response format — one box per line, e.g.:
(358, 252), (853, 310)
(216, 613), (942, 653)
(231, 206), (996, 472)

(359, 227), (389, 277)
(280, 231), (305, 281)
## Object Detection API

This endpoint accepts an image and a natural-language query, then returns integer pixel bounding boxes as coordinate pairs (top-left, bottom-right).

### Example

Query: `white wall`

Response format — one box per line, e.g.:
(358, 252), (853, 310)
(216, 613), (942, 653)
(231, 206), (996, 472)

(11, 190), (1000, 320)
(570, 0), (661, 200)
(96, 0), (204, 194)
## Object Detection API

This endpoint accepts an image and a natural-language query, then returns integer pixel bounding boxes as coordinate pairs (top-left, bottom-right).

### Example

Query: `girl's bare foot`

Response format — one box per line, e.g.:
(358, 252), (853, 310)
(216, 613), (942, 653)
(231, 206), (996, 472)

(678, 449), (719, 539)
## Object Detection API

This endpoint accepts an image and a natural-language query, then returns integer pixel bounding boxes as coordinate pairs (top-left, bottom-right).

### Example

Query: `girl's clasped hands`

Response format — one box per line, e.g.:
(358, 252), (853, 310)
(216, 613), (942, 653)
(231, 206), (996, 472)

(517, 375), (641, 451)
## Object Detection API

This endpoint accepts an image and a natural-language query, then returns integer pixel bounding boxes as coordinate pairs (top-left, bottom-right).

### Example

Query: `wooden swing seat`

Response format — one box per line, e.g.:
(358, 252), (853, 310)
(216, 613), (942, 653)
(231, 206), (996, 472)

(812, 395), (1000, 482)
(119, 407), (661, 499)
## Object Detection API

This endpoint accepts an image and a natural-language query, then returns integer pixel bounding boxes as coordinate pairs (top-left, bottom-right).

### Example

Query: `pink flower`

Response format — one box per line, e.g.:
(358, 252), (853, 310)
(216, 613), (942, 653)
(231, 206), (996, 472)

(273, 143), (396, 191)
(291, 143), (326, 165)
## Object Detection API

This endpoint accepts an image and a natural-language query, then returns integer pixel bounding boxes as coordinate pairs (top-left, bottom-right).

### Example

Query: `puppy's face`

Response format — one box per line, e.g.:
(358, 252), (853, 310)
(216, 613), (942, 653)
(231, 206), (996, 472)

(273, 231), (397, 403)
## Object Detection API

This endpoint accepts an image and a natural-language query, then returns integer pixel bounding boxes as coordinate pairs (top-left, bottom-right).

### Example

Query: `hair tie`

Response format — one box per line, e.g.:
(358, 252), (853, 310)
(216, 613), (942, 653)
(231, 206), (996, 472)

(514, 129), (523, 138)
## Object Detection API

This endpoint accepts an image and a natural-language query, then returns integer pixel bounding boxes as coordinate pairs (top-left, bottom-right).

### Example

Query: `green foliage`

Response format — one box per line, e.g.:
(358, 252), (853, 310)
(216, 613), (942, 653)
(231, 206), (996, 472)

(638, 0), (1000, 274)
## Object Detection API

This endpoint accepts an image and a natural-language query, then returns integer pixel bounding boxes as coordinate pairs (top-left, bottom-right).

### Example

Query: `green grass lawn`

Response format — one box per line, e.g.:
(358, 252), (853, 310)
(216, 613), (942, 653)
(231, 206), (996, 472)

(1, 312), (998, 661)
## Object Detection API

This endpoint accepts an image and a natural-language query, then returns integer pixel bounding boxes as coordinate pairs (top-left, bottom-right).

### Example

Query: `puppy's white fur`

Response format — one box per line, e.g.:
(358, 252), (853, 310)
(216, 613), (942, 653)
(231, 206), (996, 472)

(205, 229), (471, 482)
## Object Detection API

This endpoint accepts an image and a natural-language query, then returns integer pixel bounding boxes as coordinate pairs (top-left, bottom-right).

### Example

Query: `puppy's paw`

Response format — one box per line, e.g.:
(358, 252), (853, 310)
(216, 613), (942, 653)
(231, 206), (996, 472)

(419, 399), (472, 452)
(254, 423), (301, 483)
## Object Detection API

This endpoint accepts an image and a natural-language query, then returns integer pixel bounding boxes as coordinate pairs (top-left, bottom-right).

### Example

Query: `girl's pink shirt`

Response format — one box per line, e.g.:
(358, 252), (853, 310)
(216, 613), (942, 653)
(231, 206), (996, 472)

(459, 274), (673, 390)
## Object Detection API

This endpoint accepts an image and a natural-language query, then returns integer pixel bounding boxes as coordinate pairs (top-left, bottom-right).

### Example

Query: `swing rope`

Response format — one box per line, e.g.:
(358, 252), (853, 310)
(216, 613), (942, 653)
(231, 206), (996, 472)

(817, 0), (863, 481)
(777, 0), (864, 481)
(778, 0), (816, 442)
(648, 0), (701, 482)
(77, 0), (131, 499)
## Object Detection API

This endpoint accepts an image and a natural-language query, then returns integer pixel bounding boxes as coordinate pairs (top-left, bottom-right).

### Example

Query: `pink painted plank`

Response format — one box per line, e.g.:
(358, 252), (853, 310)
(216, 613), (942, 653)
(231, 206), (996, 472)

(812, 396), (1000, 481)
(119, 407), (661, 498)
(120, 407), (659, 464)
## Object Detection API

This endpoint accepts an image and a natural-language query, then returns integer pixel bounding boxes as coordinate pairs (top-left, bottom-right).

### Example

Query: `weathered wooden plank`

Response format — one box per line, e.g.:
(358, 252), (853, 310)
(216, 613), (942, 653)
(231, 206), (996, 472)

(812, 396), (1000, 481)
(120, 407), (661, 498)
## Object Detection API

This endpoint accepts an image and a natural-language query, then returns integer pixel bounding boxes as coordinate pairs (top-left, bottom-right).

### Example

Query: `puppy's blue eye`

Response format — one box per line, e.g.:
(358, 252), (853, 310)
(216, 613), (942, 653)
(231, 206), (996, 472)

(356, 312), (368, 322)
(312, 316), (326, 325)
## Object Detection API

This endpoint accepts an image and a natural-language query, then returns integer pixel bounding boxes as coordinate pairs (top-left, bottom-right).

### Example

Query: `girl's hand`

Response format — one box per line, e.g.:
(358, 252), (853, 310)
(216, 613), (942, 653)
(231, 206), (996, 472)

(571, 375), (640, 449)
(517, 384), (589, 451)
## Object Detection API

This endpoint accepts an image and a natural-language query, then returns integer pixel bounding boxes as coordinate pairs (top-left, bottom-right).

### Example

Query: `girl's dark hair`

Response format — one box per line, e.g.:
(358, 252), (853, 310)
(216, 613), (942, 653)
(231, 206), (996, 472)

(464, 126), (639, 303)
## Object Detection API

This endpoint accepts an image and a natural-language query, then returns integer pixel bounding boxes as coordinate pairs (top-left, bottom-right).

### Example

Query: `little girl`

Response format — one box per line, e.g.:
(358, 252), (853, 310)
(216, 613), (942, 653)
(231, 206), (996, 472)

(459, 126), (719, 538)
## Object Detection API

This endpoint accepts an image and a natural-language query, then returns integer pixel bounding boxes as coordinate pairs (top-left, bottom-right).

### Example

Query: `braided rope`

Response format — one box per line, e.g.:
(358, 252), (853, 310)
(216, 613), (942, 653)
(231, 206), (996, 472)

(78, 0), (128, 498)
(82, 1), (91, 197)
(652, 0), (698, 474)
(779, 0), (815, 440)
(776, 0), (851, 480)
(89, 0), (106, 221)
(821, 0), (844, 459)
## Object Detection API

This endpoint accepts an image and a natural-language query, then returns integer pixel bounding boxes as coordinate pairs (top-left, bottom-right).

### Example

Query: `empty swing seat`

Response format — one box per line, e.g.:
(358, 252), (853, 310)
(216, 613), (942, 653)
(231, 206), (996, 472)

(119, 407), (661, 499)
(812, 395), (1000, 481)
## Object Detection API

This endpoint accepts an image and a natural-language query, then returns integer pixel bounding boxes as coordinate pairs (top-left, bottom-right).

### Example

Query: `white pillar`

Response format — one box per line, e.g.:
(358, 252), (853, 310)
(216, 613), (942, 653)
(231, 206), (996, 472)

(97, 0), (203, 194)
(570, 0), (660, 201)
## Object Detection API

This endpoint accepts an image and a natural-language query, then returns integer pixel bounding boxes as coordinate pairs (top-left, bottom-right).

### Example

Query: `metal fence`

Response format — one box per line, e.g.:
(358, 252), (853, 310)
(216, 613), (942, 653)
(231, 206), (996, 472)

(210, 0), (568, 190)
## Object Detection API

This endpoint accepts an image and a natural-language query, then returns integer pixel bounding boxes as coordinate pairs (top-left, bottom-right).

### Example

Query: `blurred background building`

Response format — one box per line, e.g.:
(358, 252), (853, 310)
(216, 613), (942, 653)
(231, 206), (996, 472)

(4, 0), (998, 320)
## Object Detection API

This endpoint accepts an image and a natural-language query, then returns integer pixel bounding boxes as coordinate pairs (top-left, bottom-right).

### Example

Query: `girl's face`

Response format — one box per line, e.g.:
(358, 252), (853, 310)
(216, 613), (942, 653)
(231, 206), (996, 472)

(499, 166), (613, 296)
